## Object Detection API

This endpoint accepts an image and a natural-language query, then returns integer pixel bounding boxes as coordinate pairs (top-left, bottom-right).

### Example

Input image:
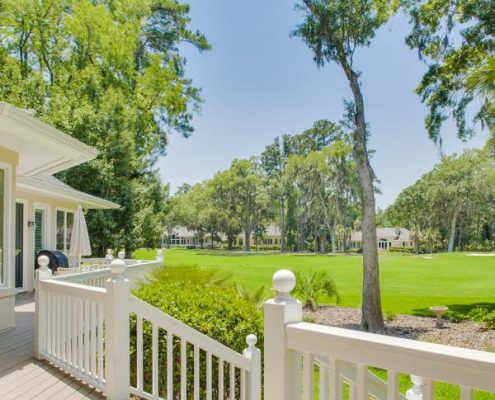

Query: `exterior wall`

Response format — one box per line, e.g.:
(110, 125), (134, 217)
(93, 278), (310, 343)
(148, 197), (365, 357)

(0, 147), (18, 331)
(14, 189), (78, 292)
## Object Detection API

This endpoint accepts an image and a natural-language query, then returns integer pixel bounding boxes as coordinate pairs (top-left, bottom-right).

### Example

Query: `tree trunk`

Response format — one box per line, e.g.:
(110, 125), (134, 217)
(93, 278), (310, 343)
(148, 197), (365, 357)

(320, 233), (326, 253)
(280, 198), (286, 252)
(448, 210), (458, 252)
(413, 226), (420, 254)
(227, 235), (234, 250)
(244, 231), (251, 252)
(330, 221), (337, 253)
(346, 67), (384, 333)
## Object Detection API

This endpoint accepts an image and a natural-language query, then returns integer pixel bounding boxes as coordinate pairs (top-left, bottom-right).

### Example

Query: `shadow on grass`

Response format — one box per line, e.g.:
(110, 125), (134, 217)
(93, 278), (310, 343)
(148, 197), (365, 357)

(413, 302), (495, 317)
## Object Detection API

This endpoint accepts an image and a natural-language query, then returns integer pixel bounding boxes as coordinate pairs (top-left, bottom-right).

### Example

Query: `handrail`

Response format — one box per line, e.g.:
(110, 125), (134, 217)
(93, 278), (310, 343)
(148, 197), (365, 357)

(39, 278), (107, 302)
(53, 259), (161, 287)
(287, 321), (495, 393)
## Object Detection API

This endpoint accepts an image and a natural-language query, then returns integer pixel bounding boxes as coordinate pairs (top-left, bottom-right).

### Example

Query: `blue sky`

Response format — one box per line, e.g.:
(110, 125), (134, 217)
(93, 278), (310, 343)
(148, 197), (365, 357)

(157, 0), (487, 209)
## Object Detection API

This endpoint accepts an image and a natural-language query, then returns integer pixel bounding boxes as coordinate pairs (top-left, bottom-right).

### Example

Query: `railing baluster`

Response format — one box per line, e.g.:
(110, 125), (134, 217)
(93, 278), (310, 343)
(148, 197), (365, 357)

(167, 330), (174, 399)
(78, 298), (83, 371)
(72, 297), (78, 368)
(230, 363), (235, 400)
(329, 358), (340, 400)
(240, 368), (246, 400)
(319, 363), (329, 400)
(84, 300), (90, 374)
(181, 338), (187, 399)
(61, 295), (66, 362)
(387, 370), (399, 400)
(218, 358), (224, 400)
(422, 378), (434, 400)
(355, 364), (367, 400)
(97, 302), (104, 382)
(46, 292), (50, 356)
(56, 293), (61, 359)
(152, 324), (158, 397)
(194, 345), (200, 400)
(461, 386), (474, 400)
(136, 316), (143, 391)
(90, 301), (97, 377)
(207, 351), (212, 400)
(303, 353), (315, 400)
(67, 296), (72, 366)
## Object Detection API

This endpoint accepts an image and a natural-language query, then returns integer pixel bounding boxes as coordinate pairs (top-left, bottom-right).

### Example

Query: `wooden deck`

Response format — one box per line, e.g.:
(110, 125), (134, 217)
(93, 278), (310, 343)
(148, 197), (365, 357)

(0, 293), (105, 399)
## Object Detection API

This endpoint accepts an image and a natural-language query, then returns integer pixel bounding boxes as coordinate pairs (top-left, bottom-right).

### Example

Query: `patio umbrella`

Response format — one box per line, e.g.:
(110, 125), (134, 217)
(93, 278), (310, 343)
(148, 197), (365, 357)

(69, 205), (92, 264)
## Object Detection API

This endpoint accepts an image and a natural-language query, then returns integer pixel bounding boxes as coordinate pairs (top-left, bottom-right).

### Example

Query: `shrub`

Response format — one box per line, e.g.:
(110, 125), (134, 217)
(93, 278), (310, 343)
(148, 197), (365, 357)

(389, 246), (414, 253)
(131, 265), (264, 398)
(445, 310), (466, 323)
(293, 269), (340, 311)
(384, 310), (397, 322)
(467, 306), (495, 330)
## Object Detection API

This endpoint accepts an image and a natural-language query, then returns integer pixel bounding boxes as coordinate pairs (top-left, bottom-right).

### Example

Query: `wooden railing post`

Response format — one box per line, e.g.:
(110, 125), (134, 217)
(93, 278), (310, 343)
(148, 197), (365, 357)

(263, 269), (302, 400)
(243, 334), (261, 400)
(105, 259), (130, 399)
(34, 255), (52, 360)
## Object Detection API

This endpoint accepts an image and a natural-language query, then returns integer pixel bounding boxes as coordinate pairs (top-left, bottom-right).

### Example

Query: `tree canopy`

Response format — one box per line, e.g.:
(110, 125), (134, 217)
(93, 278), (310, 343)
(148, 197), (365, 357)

(0, 0), (209, 254)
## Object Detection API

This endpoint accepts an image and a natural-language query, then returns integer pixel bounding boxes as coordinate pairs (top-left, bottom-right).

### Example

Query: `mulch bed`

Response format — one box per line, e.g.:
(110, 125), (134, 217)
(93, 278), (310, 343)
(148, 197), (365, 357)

(305, 306), (495, 352)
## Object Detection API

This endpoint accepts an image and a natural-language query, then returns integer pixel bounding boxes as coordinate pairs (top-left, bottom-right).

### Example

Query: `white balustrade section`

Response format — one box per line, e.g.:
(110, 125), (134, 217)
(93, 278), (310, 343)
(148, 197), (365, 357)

(264, 269), (495, 400)
(34, 254), (260, 400)
(129, 295), (261, 400)
(53, 259), (161, 288)
(35, 278), (107, 392)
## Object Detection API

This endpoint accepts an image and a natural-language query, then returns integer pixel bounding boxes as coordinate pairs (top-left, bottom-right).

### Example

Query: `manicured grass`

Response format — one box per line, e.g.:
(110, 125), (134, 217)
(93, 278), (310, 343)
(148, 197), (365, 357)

(134, 248), (495, 316)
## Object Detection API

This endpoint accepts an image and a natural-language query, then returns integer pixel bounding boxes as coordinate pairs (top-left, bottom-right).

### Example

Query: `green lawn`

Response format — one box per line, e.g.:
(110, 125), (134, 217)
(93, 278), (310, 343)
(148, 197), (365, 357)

(134, 248), (495, 316)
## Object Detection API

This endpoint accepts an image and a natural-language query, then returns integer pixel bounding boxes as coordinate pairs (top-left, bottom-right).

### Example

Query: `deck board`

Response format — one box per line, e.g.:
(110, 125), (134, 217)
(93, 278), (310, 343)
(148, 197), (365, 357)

(0, 293), (106, 400)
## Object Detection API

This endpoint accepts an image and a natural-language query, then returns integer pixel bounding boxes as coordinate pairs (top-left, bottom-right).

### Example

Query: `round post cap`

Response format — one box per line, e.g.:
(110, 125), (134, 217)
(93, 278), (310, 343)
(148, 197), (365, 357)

(38, 255), (50, 269)
(118, 250), (125, 260)
(272, 269), (296, 298)
(246, 334), (258, 348)
(110, 259), (126, 275)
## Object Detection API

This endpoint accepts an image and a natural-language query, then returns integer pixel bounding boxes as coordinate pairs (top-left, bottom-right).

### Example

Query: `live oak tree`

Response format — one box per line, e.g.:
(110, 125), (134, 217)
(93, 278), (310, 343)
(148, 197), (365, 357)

(293, 0), (395, 332)
(386, 150), (495, 252)
(404, 0), (494, 151)
(211, 159), (270, 252)
(0, 0), (209, 254)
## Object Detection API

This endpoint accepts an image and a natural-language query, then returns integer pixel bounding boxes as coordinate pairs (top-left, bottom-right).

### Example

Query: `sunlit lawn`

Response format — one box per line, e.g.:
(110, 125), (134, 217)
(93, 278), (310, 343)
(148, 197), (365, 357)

(134, 248), (495, 316)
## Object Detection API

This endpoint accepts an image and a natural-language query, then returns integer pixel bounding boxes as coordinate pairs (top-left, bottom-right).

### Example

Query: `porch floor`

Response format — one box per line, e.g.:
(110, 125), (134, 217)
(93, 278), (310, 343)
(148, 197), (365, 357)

(0, 293), (105, 400)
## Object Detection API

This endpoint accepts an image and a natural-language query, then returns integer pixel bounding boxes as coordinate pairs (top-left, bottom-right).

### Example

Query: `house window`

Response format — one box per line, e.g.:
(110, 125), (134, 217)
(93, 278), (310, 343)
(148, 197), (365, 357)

(56, 210), (74, 253)
(0, 169), (4, 285)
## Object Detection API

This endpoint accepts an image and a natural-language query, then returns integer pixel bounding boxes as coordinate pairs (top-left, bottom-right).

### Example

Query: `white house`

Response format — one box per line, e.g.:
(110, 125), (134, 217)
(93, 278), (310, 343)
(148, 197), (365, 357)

(349, 227), (412, 250)
(0, 101), (118, 331)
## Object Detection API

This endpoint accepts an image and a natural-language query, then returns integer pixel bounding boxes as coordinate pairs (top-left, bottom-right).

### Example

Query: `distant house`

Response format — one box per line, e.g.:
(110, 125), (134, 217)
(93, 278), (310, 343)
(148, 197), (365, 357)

(166, 226), (197, 247)
(349, 227), (412, 250)
(236, 223), (283, 248)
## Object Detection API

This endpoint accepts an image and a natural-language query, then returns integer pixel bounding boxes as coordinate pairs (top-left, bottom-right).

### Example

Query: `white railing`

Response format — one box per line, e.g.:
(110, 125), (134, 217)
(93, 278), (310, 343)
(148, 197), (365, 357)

(35, 279), (107, 391)
(264, 270), (495, 400)
(53, 259), (161, 288)
(129, 295), (260, 400)
(34, 254), (261, 400)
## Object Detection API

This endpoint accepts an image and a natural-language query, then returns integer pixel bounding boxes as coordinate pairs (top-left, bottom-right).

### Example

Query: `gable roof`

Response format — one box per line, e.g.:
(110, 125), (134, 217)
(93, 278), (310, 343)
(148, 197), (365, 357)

(350, 227), (410, 241)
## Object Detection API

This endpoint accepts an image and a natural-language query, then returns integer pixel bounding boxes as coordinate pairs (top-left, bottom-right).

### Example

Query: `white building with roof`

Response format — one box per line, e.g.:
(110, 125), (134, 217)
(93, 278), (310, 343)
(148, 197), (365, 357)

(0, 101), (118, 331)
(349, 227), (412, 250)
